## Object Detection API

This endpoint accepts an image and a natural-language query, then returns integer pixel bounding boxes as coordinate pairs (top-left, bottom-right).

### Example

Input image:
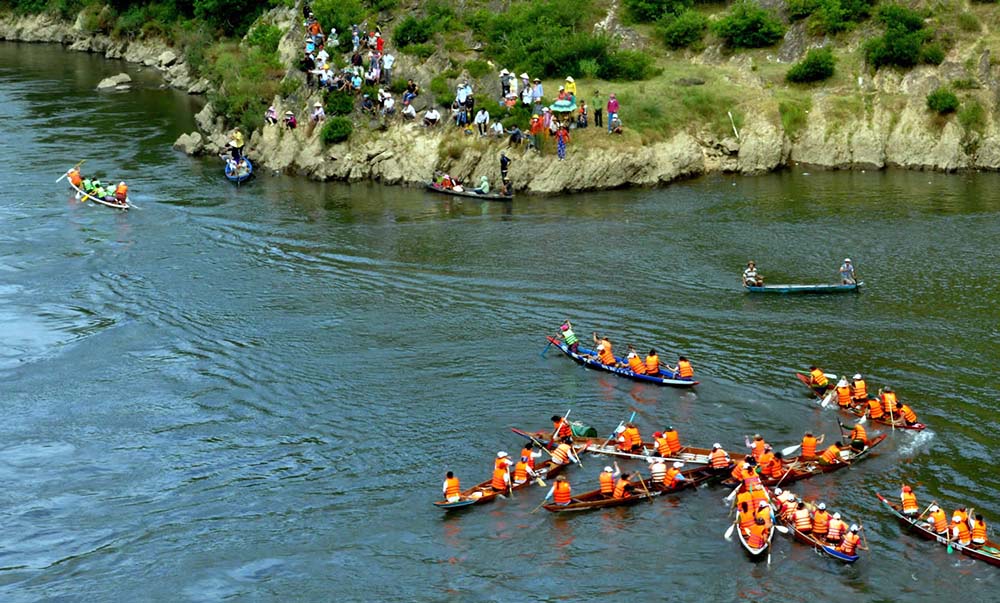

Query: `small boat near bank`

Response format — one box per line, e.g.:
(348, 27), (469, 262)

(425, 182), (513, 201)
(225, 157), (253, 183)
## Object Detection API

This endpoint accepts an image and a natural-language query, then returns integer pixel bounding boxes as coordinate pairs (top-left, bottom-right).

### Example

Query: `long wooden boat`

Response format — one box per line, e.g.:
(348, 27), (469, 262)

(795, 373), (926, 431)
(426, 182), (513, 201)
(545, 336), (699, 388)
(721, 434), (888, 488)
(68, 179), (130, 210)
(511, 427), (713, 465)
(433, 459), (566, 510)
(542, 465), (725, 513)
(777, 499), (860, 563)
(225, 157), (253, 183)
(744, 282), (862, 294)
(733, 484), (775, 560)
(877, 493), (1000, 567)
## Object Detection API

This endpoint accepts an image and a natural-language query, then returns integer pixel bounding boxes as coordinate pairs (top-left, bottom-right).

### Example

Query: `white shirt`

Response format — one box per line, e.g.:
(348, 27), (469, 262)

(649, 462), (667, 482)
(474, 110), (489, 125)
(316, 49), (329, 65)
(383, 97), (395, 110)
(425, 109), (440, 121)
(402, 103), (416, 118)
(490, 121), (503, 134)
(382, 54), (395, 69)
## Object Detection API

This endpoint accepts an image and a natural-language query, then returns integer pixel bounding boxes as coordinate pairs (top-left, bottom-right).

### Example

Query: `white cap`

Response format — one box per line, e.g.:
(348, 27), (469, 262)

(673, 462), (683, 468)
(596, 344), (605, 351)
(604, 466), (613, 472)
(774, 488), (783, 495)
(818, 503), (826, 510)
(854, 374), (862, 380)
(314, 102), (322, 107)
(953, 514), (962, 522)
(713, 443), (721, 449)
(850, 524), (859, 532)
(119, 181), (125, 186)
(627, 351), (636, 358)
(833, 512), (841, 519)
(615, 425), (625, 433)
(929, 505), (939, 512)
(844, 258), (852, 263)
(566, 76), (574, 82)
(497, 451), (508, 458)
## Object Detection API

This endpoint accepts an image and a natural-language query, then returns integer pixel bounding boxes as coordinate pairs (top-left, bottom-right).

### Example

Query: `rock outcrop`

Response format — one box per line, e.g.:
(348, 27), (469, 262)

(96, 72), (131, 90)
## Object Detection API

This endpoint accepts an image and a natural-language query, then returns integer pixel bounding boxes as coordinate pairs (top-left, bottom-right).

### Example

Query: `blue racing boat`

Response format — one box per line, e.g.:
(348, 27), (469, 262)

(545, 336), (698, 388)
(225, 157), (253, 184)
(744, 282), (862, 294)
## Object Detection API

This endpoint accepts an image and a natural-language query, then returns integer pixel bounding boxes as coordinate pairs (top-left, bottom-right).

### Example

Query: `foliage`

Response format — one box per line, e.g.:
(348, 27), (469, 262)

(320, 116), (353, 144)
(811, 0), (875, 34)
(957, 100), (985, 132)
(926, 87), (958, 114)
(599, 50), (657, 81)
(246, 23), (283, 54)
(786, 0), (820, 20)
(957, 12), (981, 32)
(464, 59), (491, 79)
(920, 42), (945, 65)
(312, 0), (364, 43)
(367, 0), (398, 11)
(712, 1), (785, 49)
(778, 97), (811, 138)
(193, 0), (267, 36)
(400, 43), (435, 58)
(786, 48), (835, 83)
(204, 42), (284, 132)
(864, 4), (931, 69)
(622, 0), (691, 22)
(429, 74), (452, 106)
(658, 10), (707, 50)
(394, 15), (435, 47)
(324, 89), (356, 115)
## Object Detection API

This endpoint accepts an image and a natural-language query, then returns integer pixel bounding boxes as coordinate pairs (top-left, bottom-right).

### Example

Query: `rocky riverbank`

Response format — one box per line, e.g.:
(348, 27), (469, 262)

(7, 6), (1000, 194)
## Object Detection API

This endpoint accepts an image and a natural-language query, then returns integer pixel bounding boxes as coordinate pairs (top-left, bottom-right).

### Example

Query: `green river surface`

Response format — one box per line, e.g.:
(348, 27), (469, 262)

(1, 41), (999, 602)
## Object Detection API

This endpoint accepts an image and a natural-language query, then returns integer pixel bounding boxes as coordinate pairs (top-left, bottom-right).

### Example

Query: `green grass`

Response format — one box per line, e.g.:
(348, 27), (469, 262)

(776, 92), (812, 139)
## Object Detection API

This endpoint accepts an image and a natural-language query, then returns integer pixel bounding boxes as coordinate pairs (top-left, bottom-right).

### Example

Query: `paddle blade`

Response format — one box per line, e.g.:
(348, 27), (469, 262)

(775, 525), (789, 534)
(535, 478), (546, 487)
(724, 523), (735, 541)
(781, 444), (801, 457)
(724, 484), (740, 502)
(858, 415), (867, 425)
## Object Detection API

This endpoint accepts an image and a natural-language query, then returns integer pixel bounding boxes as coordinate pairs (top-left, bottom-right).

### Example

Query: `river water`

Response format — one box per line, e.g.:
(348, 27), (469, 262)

(1, 41), (998, 601)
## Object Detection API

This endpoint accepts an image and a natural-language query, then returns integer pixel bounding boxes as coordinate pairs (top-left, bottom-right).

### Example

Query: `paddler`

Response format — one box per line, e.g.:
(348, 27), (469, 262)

(817, 440), (845, 466)
(749, 434), (768, 461)
(512, 456), (536, 485)
(442, 471), (461, 503)
(612, 472), (635, 499)
(759, 446), (783, 480)
(745, 517), (768, 548)
(900, 485), (919, 517)
(494, 451), (513, 471)
(550, 437), (580, 466)
(834, 378), (853, 408)
(951, 514), (972, 546)
(551, 415), (573, 440)
(592, 332), (618, 366)
(113, 181), (128, 205)
(545, 475), (572, 506)
(67, 167), (83, 187)
(807, 365), (829, 395)
(669, 356), (694, 380)
(737, 500), (755, 533)
(663, 461), (685, 489)
(801, 431), (820, 460)
(880, 387), (900, 420)
(838, 525), (861, 555)
(648, 457), (667, 483)
(864, 396), (885, 421)
(644, 348), (660, 375)
(662, 426), (682, 455)
(229, 128), (245, 161)
(793, 500), (813, 533)
(756, 500), (772, 530)
(599, 464), (620, 497)
(709, 443), (731, 470)
(519, 442), (541, 469)
(972, 514), (988, 545)
(848, 421), (867, 451)
(742, 260), (763, 287)
(812, 502), (831, 539)
(826, 512), (847, 544)
(850, 373), (868, 405)
(839, 258), (856, 285)
(898, 402), (920, 426)
(925, 505), (948, 535)
(625, 346), (647, 375)
(558, 320), (579, 353)
(621, 423), (643, 453)
(490, 462), (510, 493)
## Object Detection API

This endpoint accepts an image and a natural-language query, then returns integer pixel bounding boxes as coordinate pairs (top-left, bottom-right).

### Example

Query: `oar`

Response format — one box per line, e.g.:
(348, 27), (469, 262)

(523, 433), (554, 458)
(550, 409), (570, 442)
(598, 411), (635, 451)
(530, 498), (549, 514)
(916, 500), (937, 521)
(635, 472), (654, 504)
(724, 482), (741, 503)
(774, 524), (790, 534)
(774, 461), (800, 488)
(780, 444), (801, 457)
(56, 160), (85, 183)
(820, 388), (836, 408)
(540, 336), (555, 357)
(724, 520), (736, 541)
(507, 466), (514, 499)
(859, 522), (870, 553)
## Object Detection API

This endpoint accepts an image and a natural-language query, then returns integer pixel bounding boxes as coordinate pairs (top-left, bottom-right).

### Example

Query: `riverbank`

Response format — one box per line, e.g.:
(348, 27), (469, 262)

(7, 3), (1000, 193)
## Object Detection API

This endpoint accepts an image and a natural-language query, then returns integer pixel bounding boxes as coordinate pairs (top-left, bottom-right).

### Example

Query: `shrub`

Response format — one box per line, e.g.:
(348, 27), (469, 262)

(786, 48), (835, 82)
(464, 59), (491, 79)
(712, 1), (785, 49)
(246, 24), (283, 54)
(864, 4), (930, 69)
(787, 0), (820, 20)
(809, 0), (875, 34)
(958, 12), (981, 32)
(312, 0), (365, 42)
(324, 90), (355, 115)
(779, 98), (811, 138)
(578, 58), (600, 79)
(400, 43), (435, 58)
(958, 100), (985, 132)
(659, 10), (708, 49)
(920, 43), (945, 65)
(394, 15), (435, 47)
(430, 74), (452, 106)
(204, 42), (285, 133)
(623, 0), (692, 22)
(598, 50), (657, 81)
(926, 87), (958, 114)
(193, 0), (267, 36)
(321, 117), (354, 144)
(367, 0), (399, 10)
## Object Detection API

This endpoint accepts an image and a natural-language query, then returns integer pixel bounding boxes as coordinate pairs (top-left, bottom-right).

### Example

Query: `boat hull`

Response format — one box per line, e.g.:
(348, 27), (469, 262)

(546, 336), (698, 388)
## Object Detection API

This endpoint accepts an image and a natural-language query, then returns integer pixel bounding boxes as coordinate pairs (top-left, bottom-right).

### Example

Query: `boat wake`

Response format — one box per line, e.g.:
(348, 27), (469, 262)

(895, 429), (935, 458)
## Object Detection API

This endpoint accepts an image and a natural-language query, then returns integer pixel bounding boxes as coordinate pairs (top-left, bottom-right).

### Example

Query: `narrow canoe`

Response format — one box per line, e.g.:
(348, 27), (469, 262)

(225, 158), (253, 183)
(733, 484), (775, 560)
(777, 499), (860, 563)
(744, 282), (862, 294)
(542, 465), (725, 513)
(721, 434), (888, 488)
(510, 428), (713, 465)
(795, 373), (926, 431)
(545, 336), (699, 388)
(68, 180), (130, 210)
(877, 493), (1000, 567)
(433, 459), (564, 510)
(426, 182), (513, 201)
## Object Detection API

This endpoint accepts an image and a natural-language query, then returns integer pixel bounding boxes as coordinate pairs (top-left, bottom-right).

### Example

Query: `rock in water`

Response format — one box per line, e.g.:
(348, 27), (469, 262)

(96, 72), (132, 90)
(172, 132), (205, 156)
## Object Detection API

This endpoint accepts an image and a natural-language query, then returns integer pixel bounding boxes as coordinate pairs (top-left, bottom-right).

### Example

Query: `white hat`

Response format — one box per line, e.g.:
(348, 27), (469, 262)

(627, 351), (636, 358)
(615, 425), (625, 433)
(713, 443), (721, 449)
(520, 72), (529, 79)
(844, 258), (852, 263)
(119, 181), (125, 186)
(604, 466), (613, 472)
(596, 344), (605, 351)
(314, 102), (322, 107)
(673, 462), (683, 468)
(833, 512), (841, 519)
(953, 514), (962, 522)
(854, 374), (862, 380)
(850, 524), (859, 532)
(742, 462), (750, 469)
(497, 451), (508, 458)
(929, 505), (939, 512)
(759, 501), (768, 508)
(566, 76), (574, 82)
(774, 488), (783, 495)
(500, 69), (508, 75)
(818, 502), (826, 510)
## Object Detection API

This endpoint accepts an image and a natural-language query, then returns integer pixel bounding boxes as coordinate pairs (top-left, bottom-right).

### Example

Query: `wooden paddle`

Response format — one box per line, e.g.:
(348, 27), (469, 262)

(530, 498), (548, 514)
(724, 482), (742, 503)
(916, 500), (938, 521)
(774, 461), (801, 488)
(507, 466), (514, 499)
(550, 409), (571, 442)
(780, 444), (801, 457)
(635, 472), (654, 504)
(724, 519), (736, 541)
(523, 433), (554, 458)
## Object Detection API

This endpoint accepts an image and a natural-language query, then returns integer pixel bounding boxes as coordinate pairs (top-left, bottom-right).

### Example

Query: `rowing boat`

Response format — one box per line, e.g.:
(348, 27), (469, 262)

(68, 180), (130, 210)
(225, 158), (253, 183)
(721, 434), (887, 488)
(732, 484), (775, 560)
(542, 466), (725, 513)
(425, 182), (513, 201)
(777, 499), (860, 563)
(795, 373), (926, 431)
(744, 282), (862, 294)
(510, 428), (713, 465)
(877, 493), (1000, 567)
(545, 336), (699, 388)
(433, 459), (564, 510)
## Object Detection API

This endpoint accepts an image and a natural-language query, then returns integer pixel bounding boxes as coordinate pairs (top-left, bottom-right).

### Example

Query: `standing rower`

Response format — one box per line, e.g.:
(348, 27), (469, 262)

(558, 320), (579, 353)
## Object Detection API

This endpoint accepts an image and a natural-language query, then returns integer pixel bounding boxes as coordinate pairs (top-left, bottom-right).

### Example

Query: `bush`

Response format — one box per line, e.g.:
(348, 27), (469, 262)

(400, 43), (435, 58)
(958, 12), (981, 32)
(204, 42), (285, 133)
(464, 59), (491, 79)
(926, 88), (958, 114)
(865, 4), (930, 69)
(598, 50), (657, 81)
(920, 42), (945, 65)
(394, 15), (435, 47)
(786, 48), (835, 82)
(429, 74), (452, 106)
(193, 0), (267, 36)
(712, 1), (785, 49)
(368, 0), (399, 10)
(659, 10), (708, 49)
(623, 0), (692, 22)
(324, 90), (355, 115)
(958, 100), (985, 132)
(787, 0), (820, 20)
(320, 117), (354, 144)
(246, 24), (283, 54)
(809, 0), (875, 34)
(312, 0), (364, 42)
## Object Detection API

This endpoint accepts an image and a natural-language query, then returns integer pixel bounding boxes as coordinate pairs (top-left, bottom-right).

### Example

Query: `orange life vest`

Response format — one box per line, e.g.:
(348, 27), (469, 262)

(952, 520), (971, 545)
(627, 355), (646, 374)
(598, 346), (616, 366)
(664, 467), (681, 488)
(751, 439), (766, 461)
(901, 491), (918, 514)
(756, 506), (772, 529)
(645, 354), (659, 374)
(617, 430), (633, 452)
(624, 427), (642, 450)
(709, 449), (730, 469)
(820, 444), (841, 464)
(746, 523), (767, 548)
(801, 436), (818, 458)
(68, 169), (83, 186)
(743, 471), (762, 490)
(749, 486), (767, 506)
(514, 461), (529, 482)
(492, 467), (508, 491)
(930, 509), (948, 533)
(973, 519), (988, 542)
(809, 368), (828, 388)
(881, 391), (898, 414)
(664, 430), (681, 454)
(553, 420), (572, 439)
(836, 385), (852, 407)
(827, 518), (846, 541)
(553, 481), (571, 504)
(852, 379), (867, 400)
(900, 404), (918, 423)
(955, 509), (969, 524)
(794, 508), (812, 532)
(867, 398), (884, 419)
(677, 360), (694, 379)
(839, 531), (860, 555)
(520, 447), (535, 469)
(765, 456), (784, 479)
(758, 452), (774, 471)
(114, 183), (128, 199)
(599, 472), (614, 494)
(445, 477), (461, 498)
(552, 444), (572, 464)
(812, 510), (830, 535)
(655, 435), (670, 457)
(612, 477), (630, 499)
(850, 424), (867, 445)
(739, 507), (756, 529)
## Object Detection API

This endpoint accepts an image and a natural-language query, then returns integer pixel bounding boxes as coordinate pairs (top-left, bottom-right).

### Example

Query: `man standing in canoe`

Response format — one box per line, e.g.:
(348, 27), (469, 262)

(839, 258), (856, 284)
(742, 260), (763, 286)
(558, 320), (579, 353)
